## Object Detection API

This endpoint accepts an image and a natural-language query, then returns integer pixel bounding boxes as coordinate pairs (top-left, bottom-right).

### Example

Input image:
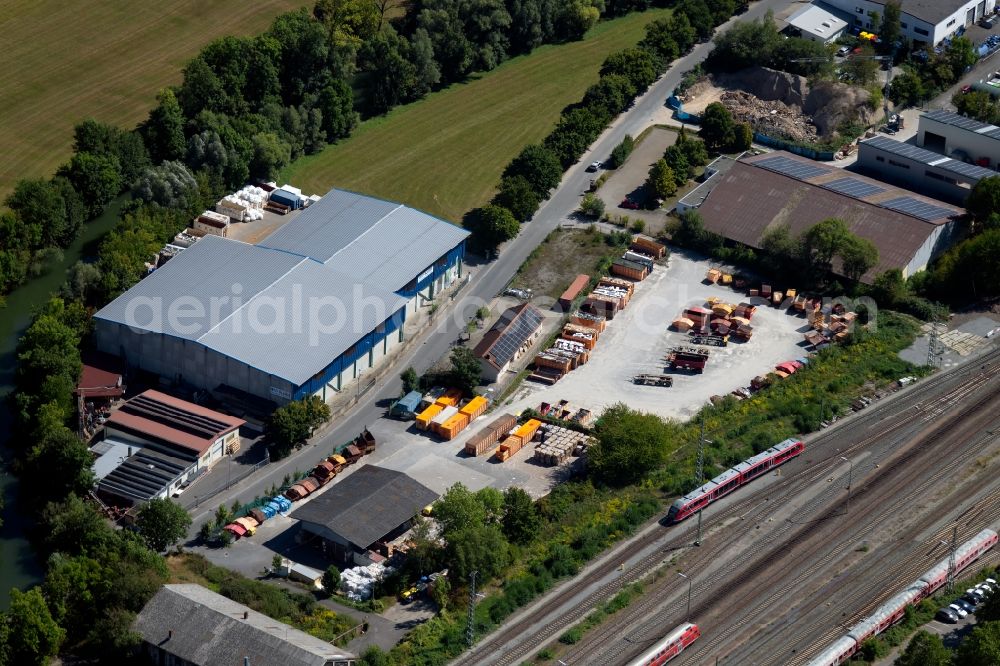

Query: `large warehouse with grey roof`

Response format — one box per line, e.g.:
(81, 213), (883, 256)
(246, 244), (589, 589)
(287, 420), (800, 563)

(95, 189), (468, 403)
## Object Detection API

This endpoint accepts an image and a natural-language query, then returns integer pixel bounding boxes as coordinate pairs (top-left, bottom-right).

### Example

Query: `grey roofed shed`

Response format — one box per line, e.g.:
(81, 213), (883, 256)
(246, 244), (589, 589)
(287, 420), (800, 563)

(290, 465), (438, 549)
(258, 188), (469, 292)
(134, 584), (355, 666)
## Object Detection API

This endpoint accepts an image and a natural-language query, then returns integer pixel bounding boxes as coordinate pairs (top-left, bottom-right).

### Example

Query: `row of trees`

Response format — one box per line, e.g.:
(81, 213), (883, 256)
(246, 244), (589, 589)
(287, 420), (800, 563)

(889, 36), (977, 107)
(468, 1), (741, 252)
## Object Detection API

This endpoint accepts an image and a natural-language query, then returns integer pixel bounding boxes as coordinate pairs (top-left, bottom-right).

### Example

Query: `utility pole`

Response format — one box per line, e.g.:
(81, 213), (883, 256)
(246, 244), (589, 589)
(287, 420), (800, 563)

(928, 320), (946, 368)
(695, 415), (707, 547)
(840, 456), (854, 515)
(466, 570), (478, 648)
(677, 572), (693, 621)
(819, 396), (826, 430)
(947, 525), (959, 594)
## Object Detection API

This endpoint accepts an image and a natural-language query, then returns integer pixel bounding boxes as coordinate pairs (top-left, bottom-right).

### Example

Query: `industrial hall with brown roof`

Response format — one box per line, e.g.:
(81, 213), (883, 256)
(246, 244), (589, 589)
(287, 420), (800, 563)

(693, 151), (966, 282)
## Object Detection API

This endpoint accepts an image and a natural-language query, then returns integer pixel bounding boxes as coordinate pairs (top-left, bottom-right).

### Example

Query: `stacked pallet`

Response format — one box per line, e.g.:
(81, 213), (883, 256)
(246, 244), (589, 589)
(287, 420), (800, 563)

(464, 413), (517, 455)
(599, 276), (635, 300)
(570, 310), (607, 332)
(562, 323), (599, 350)
(533, 424), (593, 467)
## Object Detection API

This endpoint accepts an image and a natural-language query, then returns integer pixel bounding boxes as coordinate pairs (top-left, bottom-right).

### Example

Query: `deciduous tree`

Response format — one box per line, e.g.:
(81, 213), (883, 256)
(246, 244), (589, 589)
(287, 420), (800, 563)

(645, 159), (677, 200)
(136, 498), (193, 552)
(589, 403), (677, 485)
(502, 487), (539, 545)
(5, 587), (65, 665)
(895, 630), (951, 666)
(503, 144), (562, 197)
(493, 175), (540, 222)
(700, 102), (736, 152)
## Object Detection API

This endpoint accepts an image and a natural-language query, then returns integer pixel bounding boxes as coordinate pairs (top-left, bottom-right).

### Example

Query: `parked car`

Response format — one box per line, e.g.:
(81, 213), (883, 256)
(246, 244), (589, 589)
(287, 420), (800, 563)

(962, 84), (973, 94)
(964, 588), (986, 604)
(619, 198), (641, 210)
(836, 45), (851, 57)
(949, 602), (969, 618)
(586, 161), (603, 172)
(980, 16), (996, 28)
(955, 599), (977, 615)
(936, 607), (960, 623)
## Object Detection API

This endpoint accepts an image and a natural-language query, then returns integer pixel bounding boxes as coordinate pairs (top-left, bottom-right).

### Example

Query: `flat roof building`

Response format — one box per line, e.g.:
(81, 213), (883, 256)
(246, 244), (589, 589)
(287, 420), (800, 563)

(290, 465), (438, 566)
(693, 151), (965, 281)
(134, 584), (356, 666)
(821, 0), (995, 45)
(857, 135), (996, 204)
(95, 189), (469, 404)
(918, 108), (1000, 170)
(786, 4), (848, 42)
(473, 303), (545, 382)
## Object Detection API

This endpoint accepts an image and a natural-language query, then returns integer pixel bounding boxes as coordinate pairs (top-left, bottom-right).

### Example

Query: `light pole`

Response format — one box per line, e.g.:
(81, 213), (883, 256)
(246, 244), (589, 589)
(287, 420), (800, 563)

(840, 456), (853, 515)
(677, 572), (693, 621)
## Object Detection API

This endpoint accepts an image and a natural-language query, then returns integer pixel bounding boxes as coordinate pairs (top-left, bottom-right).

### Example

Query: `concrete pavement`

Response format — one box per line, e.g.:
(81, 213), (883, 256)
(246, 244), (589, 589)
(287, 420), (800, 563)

(181, 0), (803, 535)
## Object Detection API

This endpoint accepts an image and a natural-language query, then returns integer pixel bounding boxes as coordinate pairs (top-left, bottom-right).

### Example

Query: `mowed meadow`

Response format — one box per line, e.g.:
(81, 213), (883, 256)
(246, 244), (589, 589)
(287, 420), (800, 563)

(281, 8), (672, 223)
(0, 0), (307, 199)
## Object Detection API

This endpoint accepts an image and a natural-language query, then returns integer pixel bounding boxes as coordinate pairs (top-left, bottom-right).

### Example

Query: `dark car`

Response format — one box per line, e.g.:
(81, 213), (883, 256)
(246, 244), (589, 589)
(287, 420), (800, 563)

(619, 198), (641, 210)
(955, 599), (977, 614)
(936, 607), (959, 623)
(964, 588), (986, 605)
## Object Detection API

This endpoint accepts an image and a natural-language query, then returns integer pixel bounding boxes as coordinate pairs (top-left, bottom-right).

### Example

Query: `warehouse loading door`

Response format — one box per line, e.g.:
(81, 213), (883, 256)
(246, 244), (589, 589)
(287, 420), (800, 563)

(923, 131), (947, 153)
(980, 1), (987, 19)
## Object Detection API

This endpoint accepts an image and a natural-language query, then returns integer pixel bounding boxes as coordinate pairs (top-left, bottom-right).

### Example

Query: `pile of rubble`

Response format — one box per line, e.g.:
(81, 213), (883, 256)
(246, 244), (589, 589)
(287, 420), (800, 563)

(720, 90), (819, 143)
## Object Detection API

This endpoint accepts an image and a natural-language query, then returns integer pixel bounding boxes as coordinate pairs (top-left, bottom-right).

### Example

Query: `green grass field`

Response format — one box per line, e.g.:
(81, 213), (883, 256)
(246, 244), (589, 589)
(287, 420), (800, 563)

(0, 0), (307, 200)
(282, 9), (671, 222)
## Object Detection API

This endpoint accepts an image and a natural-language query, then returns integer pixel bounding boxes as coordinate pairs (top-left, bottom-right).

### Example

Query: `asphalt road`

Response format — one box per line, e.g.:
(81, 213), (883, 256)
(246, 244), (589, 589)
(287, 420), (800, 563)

(182, 0), (803, 530)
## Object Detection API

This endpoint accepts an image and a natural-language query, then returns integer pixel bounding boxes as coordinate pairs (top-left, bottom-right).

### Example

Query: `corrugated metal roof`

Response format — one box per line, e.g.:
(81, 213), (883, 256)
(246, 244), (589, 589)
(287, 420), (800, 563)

(259, 188), (469, 291)
(96, 189), (468, 387)
(198, 259), (408, 386)
(134, 584), (355, 666)
(96, 236), (303, 342)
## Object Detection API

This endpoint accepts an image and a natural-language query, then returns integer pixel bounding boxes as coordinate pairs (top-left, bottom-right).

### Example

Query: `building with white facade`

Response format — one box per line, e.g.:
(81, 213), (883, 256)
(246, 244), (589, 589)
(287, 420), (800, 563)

(821, 0), (995, 45)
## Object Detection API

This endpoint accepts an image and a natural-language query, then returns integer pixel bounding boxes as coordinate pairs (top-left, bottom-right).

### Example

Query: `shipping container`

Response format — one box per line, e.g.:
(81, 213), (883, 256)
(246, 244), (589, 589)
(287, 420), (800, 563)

(513, 418), (543, 442)
(249, 508), (267, 524)
(328, 454), (348, 472)
(435, 388), (463, 407)
(459, 396), (489, 420)
(495, 433), (525, 461)
(416, 404), (445, 430)
(343, 444), (363, 463)
(391, 391), (423, 419)
(464, 413), (517, 455)
(559, 274), (591, 310)
(432, 405), (459, 426)
(437, 412), (470, 440)
(631, 235), (666, 258)
(611, 258), (648, 281)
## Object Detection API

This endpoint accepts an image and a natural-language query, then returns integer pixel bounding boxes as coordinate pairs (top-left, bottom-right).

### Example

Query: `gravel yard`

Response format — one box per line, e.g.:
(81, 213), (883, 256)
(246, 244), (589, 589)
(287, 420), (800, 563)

(501, 250), (810, 421)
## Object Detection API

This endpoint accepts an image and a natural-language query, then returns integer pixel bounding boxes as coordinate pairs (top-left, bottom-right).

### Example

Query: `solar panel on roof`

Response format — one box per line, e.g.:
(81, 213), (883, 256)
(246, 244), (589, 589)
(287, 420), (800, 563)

(753, 155), (832, 180)
(489, 307), (543, 367)
(924, 109), (991, 132)
(822, 177), (885, 198)
(880, 196), (957, 222)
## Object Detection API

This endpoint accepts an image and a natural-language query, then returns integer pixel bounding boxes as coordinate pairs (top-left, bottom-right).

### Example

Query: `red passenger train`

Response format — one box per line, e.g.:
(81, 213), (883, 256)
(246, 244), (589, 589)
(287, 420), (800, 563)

(667, 438), (805, 522)
(626, 623), (700, 666)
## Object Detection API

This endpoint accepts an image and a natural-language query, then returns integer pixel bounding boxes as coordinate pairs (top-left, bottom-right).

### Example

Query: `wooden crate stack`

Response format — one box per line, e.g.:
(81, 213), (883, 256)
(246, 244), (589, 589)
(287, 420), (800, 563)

(533, 424), (593, 467)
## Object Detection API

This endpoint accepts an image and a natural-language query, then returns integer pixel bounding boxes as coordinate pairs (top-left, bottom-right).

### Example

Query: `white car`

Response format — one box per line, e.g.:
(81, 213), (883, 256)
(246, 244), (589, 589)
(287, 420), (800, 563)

(949, 603), (969, 618)
(586, 161), (603, 172)
(836, 45), (851, 57)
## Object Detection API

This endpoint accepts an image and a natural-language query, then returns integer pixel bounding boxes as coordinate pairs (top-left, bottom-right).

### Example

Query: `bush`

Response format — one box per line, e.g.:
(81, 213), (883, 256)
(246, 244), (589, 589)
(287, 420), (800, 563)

(579, 192), (605, 218)
(609, 134), (635, 168)
(559, 626), (583, 644)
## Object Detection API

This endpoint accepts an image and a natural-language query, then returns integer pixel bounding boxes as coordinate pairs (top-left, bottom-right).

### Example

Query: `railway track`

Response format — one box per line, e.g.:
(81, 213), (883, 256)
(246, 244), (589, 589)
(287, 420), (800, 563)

(450, 347), (1000, 666)
(567, 374), (1000, 665)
